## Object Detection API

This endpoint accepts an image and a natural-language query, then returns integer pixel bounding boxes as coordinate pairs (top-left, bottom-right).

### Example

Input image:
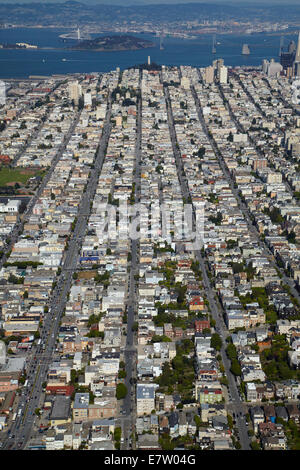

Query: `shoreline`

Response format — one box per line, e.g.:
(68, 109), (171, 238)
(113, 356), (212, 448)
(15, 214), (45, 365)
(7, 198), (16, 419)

(0, 25), (298, 37)
(0, 46), (155, 52)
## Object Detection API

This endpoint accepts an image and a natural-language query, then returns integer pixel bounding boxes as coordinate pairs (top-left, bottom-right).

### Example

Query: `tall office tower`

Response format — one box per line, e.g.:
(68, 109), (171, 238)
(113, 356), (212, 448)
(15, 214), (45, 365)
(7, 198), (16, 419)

(218, 65), (228, 84)
(264, 59), (283, 77)
(181, 76), (190, 90)
(280, 51), (295, 70)
(84, 92), (92, 107)
(148, 56), (151, 66)
(262, 59), (269, 74)
(280, 37), (298, 73)
(204, 66), (214, 84)
(286, 67), (293, 79)
(69, 80), (82, 105)
(294, 32), (300, 76)
(213, 58), (224, 69)
(289, 40), (296, 54)
(211, 58), (227, 84)
(295, 33), (300, 62)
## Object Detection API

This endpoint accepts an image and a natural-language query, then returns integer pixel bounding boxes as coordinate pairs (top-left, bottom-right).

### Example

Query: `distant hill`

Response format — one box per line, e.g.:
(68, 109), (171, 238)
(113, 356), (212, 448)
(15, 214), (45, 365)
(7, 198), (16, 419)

(70, 35), (155, 51)
(0, 1), (299, 26)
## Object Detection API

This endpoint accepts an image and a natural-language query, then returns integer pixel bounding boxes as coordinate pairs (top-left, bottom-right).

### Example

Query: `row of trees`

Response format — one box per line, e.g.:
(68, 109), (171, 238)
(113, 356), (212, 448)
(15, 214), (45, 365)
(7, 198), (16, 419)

(226, 341), (242, 377)
(155, 339), (195, 402)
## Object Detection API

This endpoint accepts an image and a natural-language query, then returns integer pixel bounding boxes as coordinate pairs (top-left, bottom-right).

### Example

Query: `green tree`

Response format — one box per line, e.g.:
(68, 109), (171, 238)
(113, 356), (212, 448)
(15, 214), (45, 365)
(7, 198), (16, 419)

(116, 383), (128, 400)
(226, 343), (237, 360)
(230, 359), (241, 376)
(211, 333), (222, 351)
(251, 441), (261, 450)
(118, 370), (127, 379)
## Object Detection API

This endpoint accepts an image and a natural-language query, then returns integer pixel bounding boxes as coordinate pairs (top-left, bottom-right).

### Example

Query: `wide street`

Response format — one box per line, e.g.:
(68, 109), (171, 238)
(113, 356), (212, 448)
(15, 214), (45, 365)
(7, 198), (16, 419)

(2, 94), (113, 450)
(164, 80), (251, 450)
(121, 70), (142, 450)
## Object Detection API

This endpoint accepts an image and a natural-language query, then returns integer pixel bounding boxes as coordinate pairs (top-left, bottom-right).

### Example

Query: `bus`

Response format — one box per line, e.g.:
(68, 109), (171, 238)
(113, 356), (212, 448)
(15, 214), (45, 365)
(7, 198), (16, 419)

(12, 413), (17, 422)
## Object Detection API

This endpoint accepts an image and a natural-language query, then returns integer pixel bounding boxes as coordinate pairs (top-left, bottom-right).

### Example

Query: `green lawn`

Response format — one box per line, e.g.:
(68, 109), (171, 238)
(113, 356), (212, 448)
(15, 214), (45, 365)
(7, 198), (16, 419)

(0, 168), (44, 186)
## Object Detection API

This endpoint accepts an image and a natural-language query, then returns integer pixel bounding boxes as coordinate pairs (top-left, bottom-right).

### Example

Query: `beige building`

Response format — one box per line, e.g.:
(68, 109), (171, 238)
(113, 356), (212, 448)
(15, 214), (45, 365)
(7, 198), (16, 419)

(136, 383), (156, 416)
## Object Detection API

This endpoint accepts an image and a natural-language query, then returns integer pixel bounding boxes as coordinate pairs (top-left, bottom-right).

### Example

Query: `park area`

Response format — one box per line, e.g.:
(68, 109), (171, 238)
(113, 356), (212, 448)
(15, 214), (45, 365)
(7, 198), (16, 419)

(0, 167), (44, 188)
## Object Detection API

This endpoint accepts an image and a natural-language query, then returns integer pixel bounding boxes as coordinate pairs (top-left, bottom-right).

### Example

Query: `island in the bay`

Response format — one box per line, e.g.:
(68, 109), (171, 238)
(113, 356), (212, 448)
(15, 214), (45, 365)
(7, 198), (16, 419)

(0, 42), (38, 50)
(69, 35), (155, 51)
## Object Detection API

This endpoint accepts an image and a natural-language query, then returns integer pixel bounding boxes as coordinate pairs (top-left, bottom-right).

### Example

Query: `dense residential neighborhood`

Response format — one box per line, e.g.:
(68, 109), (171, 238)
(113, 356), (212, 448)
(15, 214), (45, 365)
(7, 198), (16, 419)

(0, 60), (300, 452)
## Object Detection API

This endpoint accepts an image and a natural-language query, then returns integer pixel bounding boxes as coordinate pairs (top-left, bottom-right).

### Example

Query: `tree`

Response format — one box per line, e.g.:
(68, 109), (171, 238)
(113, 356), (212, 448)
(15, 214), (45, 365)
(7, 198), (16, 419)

(251, 441), (261, 450)
(159, 433), (175, 451)
(232, 262), (244, 274)
(227, 414), (233, 429)
(151, 335), (171, 343)
(118, 370), (127, 379)
(227, 131), (234, 142)
(116, 383), (128, 400)
(87, 330), (104, 339)
(211, 333), (222, 351)
(208, 212), (222, 226)
(194, 415), (201, 428)
(34, 331), (40, 340)
(114, 426), (122, 442)
(197, 147), (206, 158)
(227, 239), (238, 249)
(226, 342), (237, 359)
(230, 359), (241, 376)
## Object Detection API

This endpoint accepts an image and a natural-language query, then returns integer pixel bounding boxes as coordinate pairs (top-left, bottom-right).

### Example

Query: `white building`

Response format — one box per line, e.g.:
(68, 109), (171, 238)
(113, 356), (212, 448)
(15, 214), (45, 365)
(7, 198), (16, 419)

(219, 66), (228, 84)
(69, 81), (82, 104)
